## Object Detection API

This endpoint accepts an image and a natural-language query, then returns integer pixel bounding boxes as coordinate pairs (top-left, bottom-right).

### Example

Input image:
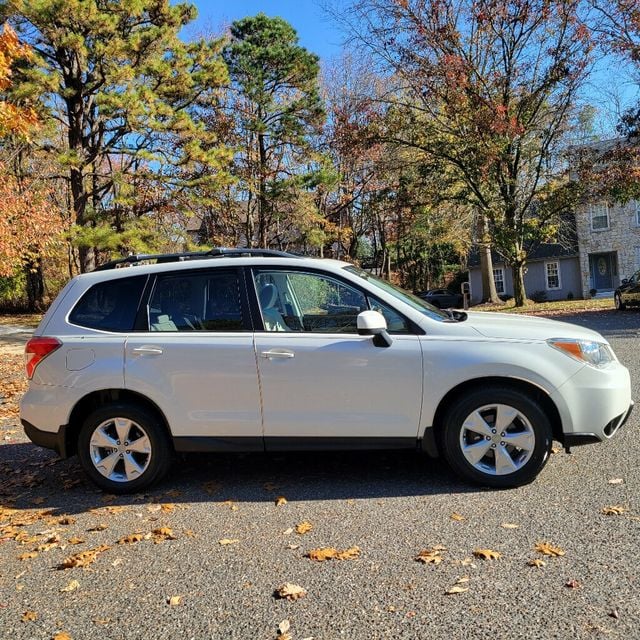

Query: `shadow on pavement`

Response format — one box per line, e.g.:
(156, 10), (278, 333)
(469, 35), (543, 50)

(0, 441), (481, 515)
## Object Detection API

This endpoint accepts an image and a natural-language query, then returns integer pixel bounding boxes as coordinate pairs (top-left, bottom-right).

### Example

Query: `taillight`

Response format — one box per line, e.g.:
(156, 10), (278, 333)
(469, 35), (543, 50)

(25, 337), (62, 379)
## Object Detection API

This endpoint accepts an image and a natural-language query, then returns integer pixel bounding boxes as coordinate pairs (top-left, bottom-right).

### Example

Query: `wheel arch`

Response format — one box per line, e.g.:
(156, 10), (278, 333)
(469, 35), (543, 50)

(65, 389), (172, 457)
(429, 377), (563, 449)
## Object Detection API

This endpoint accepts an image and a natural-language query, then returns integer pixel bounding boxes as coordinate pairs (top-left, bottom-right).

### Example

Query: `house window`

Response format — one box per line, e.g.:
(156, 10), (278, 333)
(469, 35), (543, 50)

(635, 201), (640, 226)
(493, 268), (505, 294)
(545, 261), (561, 290)
(589, 203), (609, 231)
(635, 246), (640, 271)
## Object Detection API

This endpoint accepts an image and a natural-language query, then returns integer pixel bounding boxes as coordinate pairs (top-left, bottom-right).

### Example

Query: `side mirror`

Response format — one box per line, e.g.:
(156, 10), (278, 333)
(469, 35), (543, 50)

(357, 310), (392, 347)
(622, 279), (629, 285)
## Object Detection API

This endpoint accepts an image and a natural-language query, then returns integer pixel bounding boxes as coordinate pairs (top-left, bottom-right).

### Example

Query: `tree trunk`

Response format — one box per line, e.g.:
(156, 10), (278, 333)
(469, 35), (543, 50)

(258, 131), (268, 248)
(512, 262), (527, 307)
(477, 215), (501, 303)
(24, 261), (45, 312)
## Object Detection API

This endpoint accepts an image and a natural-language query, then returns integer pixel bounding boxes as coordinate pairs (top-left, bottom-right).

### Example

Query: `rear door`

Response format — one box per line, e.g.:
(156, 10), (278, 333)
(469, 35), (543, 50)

(124, 268), (262, 448)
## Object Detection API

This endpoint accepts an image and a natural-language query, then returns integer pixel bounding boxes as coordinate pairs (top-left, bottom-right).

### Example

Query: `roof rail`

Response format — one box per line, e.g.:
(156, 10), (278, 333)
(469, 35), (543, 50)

(92, 247), (300, 271)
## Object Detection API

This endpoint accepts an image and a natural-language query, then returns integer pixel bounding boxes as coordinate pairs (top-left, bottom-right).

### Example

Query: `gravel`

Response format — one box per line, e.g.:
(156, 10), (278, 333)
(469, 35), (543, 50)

(1, 309), (639, 640)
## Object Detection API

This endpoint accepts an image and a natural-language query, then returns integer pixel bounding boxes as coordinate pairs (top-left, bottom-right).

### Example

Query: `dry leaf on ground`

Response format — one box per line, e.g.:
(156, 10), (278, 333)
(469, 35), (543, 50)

(60, 579), (80, 593)
(53, 632), (72, 640)
(21, 611), (37, 622)
(602, 505), (628, 516)
(67, 537), (85, 545)
(116, 533), (145, 545)
(275, 496), (288, 506)
(295, 521), (313, 535)
(87, 524), (108, 532)
(527, 558), (546, 568)
(473, 548), (502, 560)
(445, 585), (469, 595)
(275, 583), (307, 601)
(278, 619), (291, 634)
(415, 547), (445, 565)
(450, 512), (465, 521)
(18, 551), (38, 561)
(168, 595), (182, 606)
(218, 538), (239, 545)
(306, 546), (360, 561)
(534, 542), (565, 557)
(608, 478), (624, 485)
(565, 579), (581, 589)
(59, 544), (110, 569)
(152, 527), (176, 543)
(501, 523), (519, 529)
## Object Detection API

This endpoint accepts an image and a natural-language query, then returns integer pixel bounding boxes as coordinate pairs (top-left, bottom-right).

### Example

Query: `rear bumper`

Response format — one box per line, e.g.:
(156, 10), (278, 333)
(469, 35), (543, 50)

(21, 420), (68, 458)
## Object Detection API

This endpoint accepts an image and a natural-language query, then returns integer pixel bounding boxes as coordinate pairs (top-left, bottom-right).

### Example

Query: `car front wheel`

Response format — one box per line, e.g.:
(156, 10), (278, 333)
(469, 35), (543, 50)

(77, 403), (173, 493)
(440, 387), (553, 488)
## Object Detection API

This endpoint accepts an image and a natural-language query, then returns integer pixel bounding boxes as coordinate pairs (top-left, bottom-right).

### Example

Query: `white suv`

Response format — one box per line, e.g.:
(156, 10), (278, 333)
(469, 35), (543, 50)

(20, 249), (633, 492)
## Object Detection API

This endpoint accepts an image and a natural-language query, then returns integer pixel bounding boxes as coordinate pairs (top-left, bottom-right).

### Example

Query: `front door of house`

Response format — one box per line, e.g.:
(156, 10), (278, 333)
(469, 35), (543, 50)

(590, 253), (614, 290)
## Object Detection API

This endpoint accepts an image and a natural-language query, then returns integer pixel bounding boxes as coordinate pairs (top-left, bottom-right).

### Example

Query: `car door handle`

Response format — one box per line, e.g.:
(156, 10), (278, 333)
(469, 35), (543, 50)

(132, 346), (163, 356)
(261, 349), (295, 359)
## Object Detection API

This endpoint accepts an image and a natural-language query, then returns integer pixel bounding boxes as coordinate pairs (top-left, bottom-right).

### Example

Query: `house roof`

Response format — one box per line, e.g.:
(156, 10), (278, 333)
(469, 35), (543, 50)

(468, 243), (578, 268)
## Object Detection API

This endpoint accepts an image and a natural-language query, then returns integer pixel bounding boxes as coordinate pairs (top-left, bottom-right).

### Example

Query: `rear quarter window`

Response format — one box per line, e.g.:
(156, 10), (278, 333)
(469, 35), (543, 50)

(69, 276), (147, 332)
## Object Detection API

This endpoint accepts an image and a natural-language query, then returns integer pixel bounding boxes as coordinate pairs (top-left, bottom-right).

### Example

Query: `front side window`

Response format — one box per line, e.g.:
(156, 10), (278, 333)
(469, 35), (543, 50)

(254, 270), (368, 333)
(148, 271), (245, 332)
(69, 276), (146, 332)
(545, 261), (561, 290)
(493, 268), (505, 294)
(590, 203), (609, 231)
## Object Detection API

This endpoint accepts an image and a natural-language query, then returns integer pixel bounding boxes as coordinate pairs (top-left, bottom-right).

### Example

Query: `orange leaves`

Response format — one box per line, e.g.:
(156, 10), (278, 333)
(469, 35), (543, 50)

(601, 505), (628, 516)
(306, 546), (360, 562)
(275, 496), (288, 507)
(116, 533), (145, 545)
(21, 610), (37, 622)
(415, 546), (446, 565)
(534, 542), (565, 557)
(473, 548), (502, 561)
(295, 521), (313, 535)
(527, 558), (546, 568)
(60, 544), (111, 569)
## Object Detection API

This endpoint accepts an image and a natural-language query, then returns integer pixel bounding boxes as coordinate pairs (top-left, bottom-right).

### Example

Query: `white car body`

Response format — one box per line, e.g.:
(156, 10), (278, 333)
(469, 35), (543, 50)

(20, 253), (633, 490)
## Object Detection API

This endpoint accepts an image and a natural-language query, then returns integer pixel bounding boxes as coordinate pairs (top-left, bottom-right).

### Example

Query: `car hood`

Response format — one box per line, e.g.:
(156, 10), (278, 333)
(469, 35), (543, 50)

(463, 311), (606, 342)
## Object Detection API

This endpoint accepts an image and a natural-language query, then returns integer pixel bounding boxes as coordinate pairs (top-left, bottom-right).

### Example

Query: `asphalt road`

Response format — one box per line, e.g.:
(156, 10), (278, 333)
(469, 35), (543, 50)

(1, 310), (639, 640)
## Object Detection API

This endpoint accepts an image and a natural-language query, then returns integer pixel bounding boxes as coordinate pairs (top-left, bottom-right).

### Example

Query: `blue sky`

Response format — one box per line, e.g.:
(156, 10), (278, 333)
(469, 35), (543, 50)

(188, 1), (343, 61)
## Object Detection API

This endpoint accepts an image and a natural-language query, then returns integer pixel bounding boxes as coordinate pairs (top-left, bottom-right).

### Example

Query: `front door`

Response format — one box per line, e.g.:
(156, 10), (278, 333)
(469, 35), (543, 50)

(590, 253), (615, 290)
(252, 269), (424, 446)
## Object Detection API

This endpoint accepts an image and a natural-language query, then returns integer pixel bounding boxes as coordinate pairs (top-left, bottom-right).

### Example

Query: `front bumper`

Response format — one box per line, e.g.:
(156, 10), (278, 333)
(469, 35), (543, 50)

(561, 401), (634, 449)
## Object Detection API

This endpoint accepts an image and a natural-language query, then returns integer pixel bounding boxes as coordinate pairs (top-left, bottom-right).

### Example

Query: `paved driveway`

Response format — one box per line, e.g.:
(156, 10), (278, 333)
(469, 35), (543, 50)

(1, 311), (639, 639)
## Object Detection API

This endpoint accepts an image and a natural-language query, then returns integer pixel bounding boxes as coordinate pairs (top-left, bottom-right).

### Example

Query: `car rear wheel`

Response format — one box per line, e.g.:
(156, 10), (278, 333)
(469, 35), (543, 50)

(77, 403), (173, 493)
(440, 387), (553, 488)
(614, 293), (626, 311)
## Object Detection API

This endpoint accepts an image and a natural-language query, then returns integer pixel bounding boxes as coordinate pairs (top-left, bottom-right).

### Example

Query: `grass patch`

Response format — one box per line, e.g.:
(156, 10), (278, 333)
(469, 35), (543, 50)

(0, 313), (43, 328)
(473, 297), (614, 316)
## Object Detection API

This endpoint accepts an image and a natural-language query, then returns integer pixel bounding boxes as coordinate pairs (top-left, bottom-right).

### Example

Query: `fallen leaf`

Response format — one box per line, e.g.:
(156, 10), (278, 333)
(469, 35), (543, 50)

(283, 528), (294, 535)
(602, 505), (628, 516)
(450, 512), (465, 521)
(287, 544), (300, 550)
(168, 595), (181, 606)
(18, 551), (38, 561)
(60, 579), (80, 593)
(473, 548), (502, 560)
(275, 496), (288, 507)
(608, 478), (624, 485)
(501, 523), (519, 529)
(160, 503), (176, 513)
(152, 527), (176, 543)
(59, 544), (110, 569)
(278, 619), (291, 634)
(295, 521), (313, 535)
(445, 585), (469, 595)
(275, 583), (307, 601)
(528, 558), (546, 568)
(609, 609), (620, 619)
(565, 579), (581, 589)
(415, 547), (445, 565)
(67, 537), (85, 545)
(551, 445), (562, 454)
(535, 542), (565, 557)
(218, 538), (239, 545)
(116, 533), (145, 545)
(87, 524), (108, 532)
(306, 546), (360, 561)
(53, 633), (72, 640)
(21, 610), (37, 622)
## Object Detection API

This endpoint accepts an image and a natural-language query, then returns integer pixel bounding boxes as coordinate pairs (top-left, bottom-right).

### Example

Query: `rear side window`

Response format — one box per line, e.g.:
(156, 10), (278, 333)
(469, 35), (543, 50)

(69, 276), (147, 332)
(148, 270), (246, 332)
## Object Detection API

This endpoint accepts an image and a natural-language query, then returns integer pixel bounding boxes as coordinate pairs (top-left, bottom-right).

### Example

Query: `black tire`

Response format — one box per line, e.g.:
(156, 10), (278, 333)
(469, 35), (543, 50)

(614, 293), (626, 311)
(439, 387), (553, 488)
(77, 402), (173, 494)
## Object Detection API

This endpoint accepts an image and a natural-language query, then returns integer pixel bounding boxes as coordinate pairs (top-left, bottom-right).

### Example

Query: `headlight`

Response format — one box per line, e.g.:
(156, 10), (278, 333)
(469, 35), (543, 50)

(547, 338), (615, 368)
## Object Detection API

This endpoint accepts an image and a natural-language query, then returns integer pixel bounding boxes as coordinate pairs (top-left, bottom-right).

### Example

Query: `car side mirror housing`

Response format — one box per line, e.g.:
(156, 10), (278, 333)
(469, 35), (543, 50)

(622, 278), (629, 285)
(357, 310), (393, 347)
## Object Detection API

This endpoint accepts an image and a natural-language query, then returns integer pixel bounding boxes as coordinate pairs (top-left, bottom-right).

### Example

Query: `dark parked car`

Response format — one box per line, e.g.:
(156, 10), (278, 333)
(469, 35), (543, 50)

(416, 288), (463, 308)
(614, 270), (640, 310)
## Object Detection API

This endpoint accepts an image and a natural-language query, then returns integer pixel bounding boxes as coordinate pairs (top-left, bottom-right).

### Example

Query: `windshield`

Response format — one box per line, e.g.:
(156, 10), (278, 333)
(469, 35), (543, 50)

(343, 266), (451, 321)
